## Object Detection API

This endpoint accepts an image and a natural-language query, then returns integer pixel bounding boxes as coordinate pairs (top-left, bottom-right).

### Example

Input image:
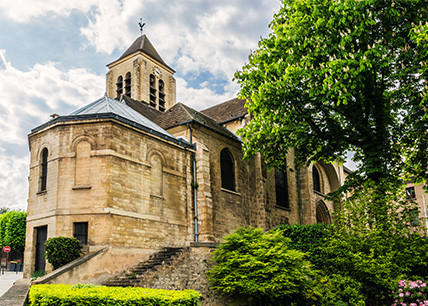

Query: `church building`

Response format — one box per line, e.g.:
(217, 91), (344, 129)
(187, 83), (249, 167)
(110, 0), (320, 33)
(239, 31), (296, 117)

(23, 35), (348, 282)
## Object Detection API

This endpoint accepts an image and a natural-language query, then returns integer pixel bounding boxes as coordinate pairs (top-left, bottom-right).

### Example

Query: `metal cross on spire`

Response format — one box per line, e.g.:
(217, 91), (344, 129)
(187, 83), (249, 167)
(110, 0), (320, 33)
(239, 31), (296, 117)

(138, 18), (145, 35)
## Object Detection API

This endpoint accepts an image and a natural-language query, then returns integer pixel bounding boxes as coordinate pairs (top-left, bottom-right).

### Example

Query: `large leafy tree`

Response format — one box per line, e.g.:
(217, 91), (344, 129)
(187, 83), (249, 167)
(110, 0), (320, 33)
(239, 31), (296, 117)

(0, 210), (27, 253)
(235, 0), (428, 190)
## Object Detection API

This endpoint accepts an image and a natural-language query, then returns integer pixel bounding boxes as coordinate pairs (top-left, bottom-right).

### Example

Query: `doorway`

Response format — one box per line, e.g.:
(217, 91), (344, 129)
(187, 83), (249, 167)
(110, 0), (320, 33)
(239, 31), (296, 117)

(34, 225), (47, 272)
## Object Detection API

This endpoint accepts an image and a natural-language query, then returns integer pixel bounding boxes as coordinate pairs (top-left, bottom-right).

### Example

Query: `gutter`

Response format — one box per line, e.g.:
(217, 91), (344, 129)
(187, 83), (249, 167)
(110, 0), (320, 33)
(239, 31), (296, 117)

(187, 123), (198, 242)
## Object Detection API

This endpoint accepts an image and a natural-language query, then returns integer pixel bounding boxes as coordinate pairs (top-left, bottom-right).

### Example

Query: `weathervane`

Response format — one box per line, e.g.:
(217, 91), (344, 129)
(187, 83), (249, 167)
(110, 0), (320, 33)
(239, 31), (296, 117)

(139, 18), (145, 35)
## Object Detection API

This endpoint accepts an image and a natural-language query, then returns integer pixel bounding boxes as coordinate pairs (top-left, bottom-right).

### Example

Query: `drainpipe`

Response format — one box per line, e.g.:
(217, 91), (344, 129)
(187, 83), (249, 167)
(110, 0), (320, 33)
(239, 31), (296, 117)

(187, 123), (198, 242)
(295, 151), (304, 225)
(422, 188), (428, 234)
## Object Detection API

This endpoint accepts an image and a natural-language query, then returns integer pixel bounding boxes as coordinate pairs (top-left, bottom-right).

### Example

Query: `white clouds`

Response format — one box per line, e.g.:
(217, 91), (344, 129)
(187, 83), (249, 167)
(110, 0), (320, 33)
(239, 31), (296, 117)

(0, 0), (99, 22)
(176, 77), (240, 110)
(0, 50), (105, 210)
(80, 0), (143, 54)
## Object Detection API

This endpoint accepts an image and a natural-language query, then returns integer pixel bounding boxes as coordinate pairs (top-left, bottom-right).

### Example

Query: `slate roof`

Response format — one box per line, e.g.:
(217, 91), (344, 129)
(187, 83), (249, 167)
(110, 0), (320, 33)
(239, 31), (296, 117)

(119, 95), (162, 122)
(70, 95), (173, 136)
(154, 103), (240, 141)
(112, 35), (174, 71)
(31, 95), (191, 148)
(201, 98), (248, 124)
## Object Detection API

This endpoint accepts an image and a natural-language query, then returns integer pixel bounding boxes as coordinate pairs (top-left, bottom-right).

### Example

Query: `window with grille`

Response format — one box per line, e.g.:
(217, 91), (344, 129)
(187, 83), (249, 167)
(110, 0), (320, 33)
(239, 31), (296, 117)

(220, 148), (235, 191)
(73, 222), (88, 245)
(275, 169), (289, 208)
(40, 148), (48, 191)
(124, 72), (131, 97)
(116, 76), (123, 98)
(149, 74), (157, 107)
(158, 79), (165, 112)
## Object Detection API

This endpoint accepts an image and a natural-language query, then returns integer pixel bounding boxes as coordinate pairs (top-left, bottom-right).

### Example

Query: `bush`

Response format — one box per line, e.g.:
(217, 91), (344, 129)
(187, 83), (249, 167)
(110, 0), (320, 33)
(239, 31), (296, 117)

(277, 223), (330, 269)
(44, 237), (83, 270)
(316, 274), (366, 306)
(392, 279), (428, 305)
(28, 284), (201, 306)
(207, 227), (320, 305)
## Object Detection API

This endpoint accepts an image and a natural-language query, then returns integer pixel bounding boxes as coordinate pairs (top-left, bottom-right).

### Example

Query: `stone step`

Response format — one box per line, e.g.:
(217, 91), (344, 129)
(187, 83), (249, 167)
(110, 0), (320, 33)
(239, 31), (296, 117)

(102, 247), (186, 287)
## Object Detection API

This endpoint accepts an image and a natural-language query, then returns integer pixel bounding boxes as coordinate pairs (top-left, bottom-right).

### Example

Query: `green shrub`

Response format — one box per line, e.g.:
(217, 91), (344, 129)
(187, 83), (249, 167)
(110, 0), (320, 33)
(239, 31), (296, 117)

(28, 284), (201, 306)
(316, 274), (365, 306)
(276, 223), (330, 269)
(207, 227), (320, 305)
(44, 237), (83, 270)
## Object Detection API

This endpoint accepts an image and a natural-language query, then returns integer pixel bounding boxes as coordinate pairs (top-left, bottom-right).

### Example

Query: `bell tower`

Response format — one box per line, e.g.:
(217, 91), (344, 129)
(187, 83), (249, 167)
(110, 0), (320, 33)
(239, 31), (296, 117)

(106, 35), (176, 112)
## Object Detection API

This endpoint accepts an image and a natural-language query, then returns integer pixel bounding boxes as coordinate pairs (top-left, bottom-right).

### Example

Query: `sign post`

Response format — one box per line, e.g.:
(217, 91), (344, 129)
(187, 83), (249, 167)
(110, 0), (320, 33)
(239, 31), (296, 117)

(3, 246), (11, 274)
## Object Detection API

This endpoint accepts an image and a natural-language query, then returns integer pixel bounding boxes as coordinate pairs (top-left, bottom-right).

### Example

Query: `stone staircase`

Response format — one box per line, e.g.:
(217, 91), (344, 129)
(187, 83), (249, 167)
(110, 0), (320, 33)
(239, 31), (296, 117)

(103, 247), (186, 287)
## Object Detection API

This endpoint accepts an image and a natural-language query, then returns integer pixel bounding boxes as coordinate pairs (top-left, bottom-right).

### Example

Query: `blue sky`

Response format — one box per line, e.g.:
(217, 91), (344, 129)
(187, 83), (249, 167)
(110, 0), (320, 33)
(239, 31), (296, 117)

(0, 0), (356, 211)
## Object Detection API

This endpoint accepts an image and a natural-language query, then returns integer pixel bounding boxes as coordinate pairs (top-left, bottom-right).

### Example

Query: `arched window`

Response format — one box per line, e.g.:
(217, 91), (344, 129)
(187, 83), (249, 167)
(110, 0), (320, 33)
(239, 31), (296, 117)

(158, 79), (165, 112)
(149, 74), (157, 108)
(149, 153), (163, 196)
(124, 72), (131, 97)
(312, 165), (321, 193)
(275, 169), (289, 208)
(316, 201), (331, 224)
(220, 148), (235, 191)
(75, 141), (91, 186)
(116, 76), (123, 98)
(40, 148), (48, 191)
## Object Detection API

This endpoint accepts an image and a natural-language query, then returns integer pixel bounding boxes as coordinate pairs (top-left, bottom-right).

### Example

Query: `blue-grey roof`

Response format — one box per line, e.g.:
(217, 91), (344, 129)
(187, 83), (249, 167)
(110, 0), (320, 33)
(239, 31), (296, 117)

(70, 95), (173, 138)
(31, 95), (193, 149)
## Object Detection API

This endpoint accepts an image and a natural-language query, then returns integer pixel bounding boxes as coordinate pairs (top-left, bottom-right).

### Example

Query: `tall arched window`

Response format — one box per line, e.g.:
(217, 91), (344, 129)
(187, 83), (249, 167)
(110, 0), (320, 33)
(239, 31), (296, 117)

(116, 76), (123, 98)
(149, 74), (157, 108)
(316, 201), (331, 224)
(158, 79), (165, 112)
(220, 148), (235, 191)
(40, 148), (48, 191)
(275, 169), (289, 208)
(312, 165), (321, 193)
(124, 72), (131, 97)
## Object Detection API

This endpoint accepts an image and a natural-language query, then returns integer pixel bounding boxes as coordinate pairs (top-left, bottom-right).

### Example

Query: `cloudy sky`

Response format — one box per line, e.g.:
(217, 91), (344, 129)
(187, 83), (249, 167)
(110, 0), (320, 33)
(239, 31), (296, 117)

(0, 0), (284, 210)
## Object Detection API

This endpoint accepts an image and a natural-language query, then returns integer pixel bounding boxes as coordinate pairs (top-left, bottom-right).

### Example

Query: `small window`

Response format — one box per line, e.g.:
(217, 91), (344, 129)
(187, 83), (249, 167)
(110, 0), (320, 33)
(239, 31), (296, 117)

(124, 72), (131, 97)
(220, 148), (235, 191)
(275, 169), (289, 208)
(40, 148), (48, 191)
(116, 76), (123, 98)
(73, 222), (88, 245)
(406, 186), (416, 199)
(149, 74), (157, 108)
(312, 166), (321, 193)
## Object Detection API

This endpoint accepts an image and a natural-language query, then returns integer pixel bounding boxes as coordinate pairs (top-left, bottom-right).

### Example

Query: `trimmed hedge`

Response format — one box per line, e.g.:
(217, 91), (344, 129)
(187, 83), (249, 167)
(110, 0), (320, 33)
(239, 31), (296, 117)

(44, 237), (83, 270)
(28, 284), (201, 306)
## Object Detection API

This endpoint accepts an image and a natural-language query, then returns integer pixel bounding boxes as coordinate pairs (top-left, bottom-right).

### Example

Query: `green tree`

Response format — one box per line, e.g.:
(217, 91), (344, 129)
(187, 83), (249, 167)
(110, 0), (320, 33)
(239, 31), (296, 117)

(207, 227), (320, 305)
(235, 0), (428, 191)
(0, 210), (27, 253)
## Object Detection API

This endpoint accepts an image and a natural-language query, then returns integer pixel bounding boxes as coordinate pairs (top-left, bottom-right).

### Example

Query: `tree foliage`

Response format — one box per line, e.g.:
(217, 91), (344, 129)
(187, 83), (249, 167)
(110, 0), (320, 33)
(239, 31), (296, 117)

(44, 237), (83, 270)
(0, 210), (27, 253)
(207, 227), (320, 305)
(235, 0), (428, 188)
(318, 180), (428, 304)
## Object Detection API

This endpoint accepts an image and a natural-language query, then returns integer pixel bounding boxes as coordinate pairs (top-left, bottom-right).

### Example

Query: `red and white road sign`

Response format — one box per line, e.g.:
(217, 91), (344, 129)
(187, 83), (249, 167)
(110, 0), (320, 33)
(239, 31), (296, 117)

(3, 246), (11, 253)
